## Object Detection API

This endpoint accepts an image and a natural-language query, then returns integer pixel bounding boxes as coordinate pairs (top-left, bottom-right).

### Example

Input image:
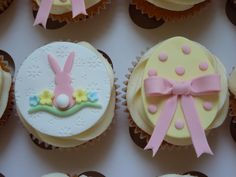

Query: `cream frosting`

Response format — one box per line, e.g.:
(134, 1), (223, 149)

(34, 0), (102, 15)
(127, 37), (228, 146)
(42, 173), (69, 177)
(159, 175), (194, 177)
(15, 42), (115, 148)
(145, 0), (206, 11)
(229, 66), (236, 97)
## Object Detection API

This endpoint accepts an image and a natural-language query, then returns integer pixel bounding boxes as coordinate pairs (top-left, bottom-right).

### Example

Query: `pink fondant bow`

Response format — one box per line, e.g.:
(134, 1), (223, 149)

(144, 74), (221, 157)
(34, 0), (88, 28)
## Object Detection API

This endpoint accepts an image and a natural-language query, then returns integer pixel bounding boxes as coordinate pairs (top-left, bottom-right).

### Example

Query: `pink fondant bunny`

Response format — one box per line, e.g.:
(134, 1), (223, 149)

(48, 52), (75, 109)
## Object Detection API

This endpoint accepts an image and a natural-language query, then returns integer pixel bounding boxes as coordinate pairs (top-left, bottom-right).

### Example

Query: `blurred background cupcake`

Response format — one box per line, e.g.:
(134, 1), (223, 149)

(32, 0), (110, 30)
(42, 171), (105, 177)
(0, 0), (13, 15)
(124, 37), (229, 157)
(226, 0), (236, 25)
(159, 171), (207, 177)
(129, 0), (210, 29)
(15, 41), (116, 150)
(0, 50), (15, 127)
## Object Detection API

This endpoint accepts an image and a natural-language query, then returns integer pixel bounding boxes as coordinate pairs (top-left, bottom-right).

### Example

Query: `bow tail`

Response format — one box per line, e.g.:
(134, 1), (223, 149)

(145, 96), (178, 156)
(33, 0), (53, 28)
(181, 96), (213, 157)
(71, 0), (88, 17)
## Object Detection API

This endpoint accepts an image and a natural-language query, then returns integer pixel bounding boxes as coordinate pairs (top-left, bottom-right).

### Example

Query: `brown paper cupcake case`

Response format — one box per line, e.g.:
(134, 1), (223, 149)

(130, 0), (210, 21)
(32, 0), (110, 24)
(121, 48), (213, 152)
(229, 92), (236, 142)
(0, 0), (13, 15)
(14, 45), (120, 150)
(0, 50), (15, 127)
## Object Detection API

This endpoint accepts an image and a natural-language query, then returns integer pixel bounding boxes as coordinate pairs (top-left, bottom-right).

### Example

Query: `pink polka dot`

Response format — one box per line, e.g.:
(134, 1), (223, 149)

(175, 66), (185, 76)
(148, 104), (157, 114)
(148, 69), (157, 77)
(158, 52), (168, 62)
(203, 102), (213, 111)
(175, 119), (185, 130)
(182, 45), (191, 55)
(199, 62), (209, 71)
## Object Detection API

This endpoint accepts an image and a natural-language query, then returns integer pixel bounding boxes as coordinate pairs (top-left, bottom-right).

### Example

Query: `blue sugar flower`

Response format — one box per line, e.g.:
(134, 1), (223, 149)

(29, 96), (40, 107)
(87, 92), (98, 102)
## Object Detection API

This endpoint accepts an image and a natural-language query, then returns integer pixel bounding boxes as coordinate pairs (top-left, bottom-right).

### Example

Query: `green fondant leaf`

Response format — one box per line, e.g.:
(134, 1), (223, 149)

(28, 102), (101, 117)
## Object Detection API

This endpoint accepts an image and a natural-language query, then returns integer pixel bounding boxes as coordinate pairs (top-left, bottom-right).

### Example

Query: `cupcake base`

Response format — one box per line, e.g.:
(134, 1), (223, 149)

(183, 171), (207, 177)
(129, 4), (165, 29)
(0, 50), (15, 127)
(229, 93), (236, 142)
(226, 0), (236, 25)
(0, 0), (13, 15)
(32, 0), (110, 30)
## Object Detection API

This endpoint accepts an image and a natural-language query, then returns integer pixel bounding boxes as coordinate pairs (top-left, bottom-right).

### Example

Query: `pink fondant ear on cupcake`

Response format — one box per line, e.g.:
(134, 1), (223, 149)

(48, 52), (75, 109)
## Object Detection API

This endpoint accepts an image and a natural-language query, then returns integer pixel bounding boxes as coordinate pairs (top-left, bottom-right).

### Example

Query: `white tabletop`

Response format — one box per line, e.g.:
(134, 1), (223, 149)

(0, 1), (236, 177)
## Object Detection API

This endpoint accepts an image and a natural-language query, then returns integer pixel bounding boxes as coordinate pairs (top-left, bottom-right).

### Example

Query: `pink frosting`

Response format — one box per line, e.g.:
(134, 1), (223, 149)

(175, 66), (185, 76)
(158, 52), (168, 62)
(199, 62), (209, 71)
(148, 104), (158, 114)
(175, 119), (185, 130)
(148, 69), (157, 77)
(182, 45), (191, 55)
(203, 102), (213, 111)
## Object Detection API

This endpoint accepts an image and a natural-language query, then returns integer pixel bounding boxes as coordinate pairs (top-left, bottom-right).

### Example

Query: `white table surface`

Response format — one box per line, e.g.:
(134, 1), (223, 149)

(0, 1), (236, 177)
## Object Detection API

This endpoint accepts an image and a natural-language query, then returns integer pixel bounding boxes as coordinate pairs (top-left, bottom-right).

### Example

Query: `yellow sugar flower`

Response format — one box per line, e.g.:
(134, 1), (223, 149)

(73, 89), (88, 103)
(39, 90), (54, 105)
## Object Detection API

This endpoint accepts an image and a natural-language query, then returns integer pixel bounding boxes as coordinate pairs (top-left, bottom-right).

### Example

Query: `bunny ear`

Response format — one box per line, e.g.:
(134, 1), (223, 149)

(63, 52), (75, 73)
(48, 54), (61, 74)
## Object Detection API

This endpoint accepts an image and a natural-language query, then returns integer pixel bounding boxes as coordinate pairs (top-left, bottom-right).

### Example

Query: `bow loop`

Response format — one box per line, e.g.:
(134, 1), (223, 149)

(34, 0), (87, 28)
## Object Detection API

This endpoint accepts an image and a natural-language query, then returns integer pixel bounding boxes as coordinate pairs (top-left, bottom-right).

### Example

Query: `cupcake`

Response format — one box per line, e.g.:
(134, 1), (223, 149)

(42, 171), (105, 177)
(129, 0), (210, 29)
(125, 37), (229, 157)
(32, 0), (110, 29)
(226, 0), (236, 25)
(159, 171), (207, 177)
(0, 0), (13, 15)
(15, 41), (116, 149)
(229, 66), (236, 141)
(0, 50), (15, 127)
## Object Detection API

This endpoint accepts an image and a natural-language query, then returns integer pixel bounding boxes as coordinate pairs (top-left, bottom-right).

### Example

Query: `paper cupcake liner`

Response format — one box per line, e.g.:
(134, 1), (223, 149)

(0, 0), (13, 15)
(183, 171), (207, 177)
(32, 0), (110, 25)
(0, 50), (15, 127)
(229, 92), (236, 142)
(23, 48), (119, 150)
(122, 49), (192, 152)
(225, 0), (236, 26)
(130, 0), (210, 21)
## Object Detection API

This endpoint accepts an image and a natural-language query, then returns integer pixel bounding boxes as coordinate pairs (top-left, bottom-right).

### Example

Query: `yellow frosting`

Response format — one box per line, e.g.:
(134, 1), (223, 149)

(146, 0), (206, 11)
(127, 37), (228, 146)
(34, 0), (101, 15)
(17, 42), (115, 148)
